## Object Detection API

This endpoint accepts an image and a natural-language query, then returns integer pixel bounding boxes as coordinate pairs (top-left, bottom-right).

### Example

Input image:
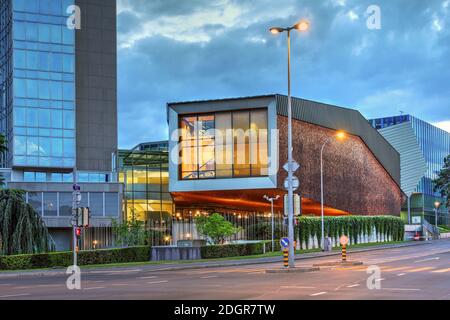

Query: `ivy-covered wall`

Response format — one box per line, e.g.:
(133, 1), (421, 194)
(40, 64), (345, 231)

(296, 216), (405, 250)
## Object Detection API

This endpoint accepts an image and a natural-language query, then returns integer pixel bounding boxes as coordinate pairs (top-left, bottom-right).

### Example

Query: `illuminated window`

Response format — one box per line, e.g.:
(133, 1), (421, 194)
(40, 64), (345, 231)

(179, 109), (268, 180)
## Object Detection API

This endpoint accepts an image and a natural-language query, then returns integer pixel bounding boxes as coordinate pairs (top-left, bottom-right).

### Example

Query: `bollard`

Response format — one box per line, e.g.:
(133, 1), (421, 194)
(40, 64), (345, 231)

(283, 248), (289, 268)
(342, 244), (347, 262)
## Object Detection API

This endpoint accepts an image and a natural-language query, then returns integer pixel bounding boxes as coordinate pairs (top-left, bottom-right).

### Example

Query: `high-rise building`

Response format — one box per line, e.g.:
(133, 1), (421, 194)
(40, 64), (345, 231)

(0, 0), (122, 250)
(369, 115), (450, 226)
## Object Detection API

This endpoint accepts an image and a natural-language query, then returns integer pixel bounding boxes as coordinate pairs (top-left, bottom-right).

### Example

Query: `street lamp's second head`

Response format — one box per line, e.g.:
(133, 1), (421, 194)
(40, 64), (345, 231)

(270, 27), (285, 34)
(434, 201), (441, 209)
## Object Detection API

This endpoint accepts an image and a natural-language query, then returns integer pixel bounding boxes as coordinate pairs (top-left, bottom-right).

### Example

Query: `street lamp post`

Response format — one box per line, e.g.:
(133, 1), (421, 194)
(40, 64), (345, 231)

(270, 20), (309, 268)
(434, 201), (441, 230)
(320, 131), (346, 250)
(264, 195), (280, 252)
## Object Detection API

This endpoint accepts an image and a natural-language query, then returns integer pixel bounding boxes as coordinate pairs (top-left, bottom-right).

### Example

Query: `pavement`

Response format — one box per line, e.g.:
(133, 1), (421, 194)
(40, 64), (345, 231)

(0, 240), (430, 279)
(0, 239), (449, 300)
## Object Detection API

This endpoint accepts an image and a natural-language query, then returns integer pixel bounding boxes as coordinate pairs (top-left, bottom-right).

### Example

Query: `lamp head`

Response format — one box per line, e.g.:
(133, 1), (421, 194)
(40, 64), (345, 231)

(269, 27), (284, 35)
(336, 131), (347, 141)
(434, 201), (441, 209)
(293, 20), (309, 32)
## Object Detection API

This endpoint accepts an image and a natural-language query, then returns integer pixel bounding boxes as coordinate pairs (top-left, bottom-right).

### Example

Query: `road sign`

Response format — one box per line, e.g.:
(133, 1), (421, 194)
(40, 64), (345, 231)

(73, 184), (80, 191)
(340, 235), (349, 246)
(284, 176), (299, 191)
(283, 161), (300, 173)
(280, 237), (290, 248)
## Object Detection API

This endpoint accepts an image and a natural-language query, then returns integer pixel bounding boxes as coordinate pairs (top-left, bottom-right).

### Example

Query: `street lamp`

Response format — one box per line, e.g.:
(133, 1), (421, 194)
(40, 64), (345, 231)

(269, 19), (309, 268)
(264, 195), (280, 252)
(434, 201), (441, 229)
(320, 131), (347, 250)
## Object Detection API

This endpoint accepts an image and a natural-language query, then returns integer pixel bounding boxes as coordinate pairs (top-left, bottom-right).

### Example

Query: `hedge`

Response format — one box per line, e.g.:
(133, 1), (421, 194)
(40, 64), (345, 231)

(200, 241), (280, 259)
(0, 246), (151, 271)
(297, 216), (405, 249)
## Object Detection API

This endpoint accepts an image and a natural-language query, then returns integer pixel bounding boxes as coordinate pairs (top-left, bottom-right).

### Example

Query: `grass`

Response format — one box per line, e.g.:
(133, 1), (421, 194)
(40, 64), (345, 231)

(0, 240), (408, 273)
(438, 225), (450, 233)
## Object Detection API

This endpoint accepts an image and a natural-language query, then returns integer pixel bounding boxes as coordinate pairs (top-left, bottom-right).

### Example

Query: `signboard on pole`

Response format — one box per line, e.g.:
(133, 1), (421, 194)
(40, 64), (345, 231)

(284, 176), (299, 191)
(280, 237), (290, 249)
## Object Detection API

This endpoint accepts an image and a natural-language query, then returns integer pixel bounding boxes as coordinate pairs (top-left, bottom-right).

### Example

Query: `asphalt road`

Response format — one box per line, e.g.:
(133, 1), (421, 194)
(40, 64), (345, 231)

(0, 240), (449, 300)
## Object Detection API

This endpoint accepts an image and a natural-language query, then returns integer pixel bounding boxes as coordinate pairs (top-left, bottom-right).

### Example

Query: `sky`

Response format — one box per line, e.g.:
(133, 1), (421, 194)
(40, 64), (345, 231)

(116, 0), (450, 148)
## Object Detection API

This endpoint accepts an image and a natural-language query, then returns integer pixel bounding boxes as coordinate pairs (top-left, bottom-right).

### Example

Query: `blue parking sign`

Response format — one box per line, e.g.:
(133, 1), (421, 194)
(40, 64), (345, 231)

(280, 237), (290, 248)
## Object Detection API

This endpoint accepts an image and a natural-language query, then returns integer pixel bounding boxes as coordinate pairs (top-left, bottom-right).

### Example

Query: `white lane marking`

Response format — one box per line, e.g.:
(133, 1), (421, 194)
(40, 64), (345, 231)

(137, 276), (158, 280)
(397, 273), (407, 276)
(414, 257), (439, 263)
(0, 293), (31, 298)
(346, 284), (360, 288)
(89, 269), (142, 274)
(310, 292), (327, 296)
(200, 276), (219, 279)
(83, 286), (105, 290)
(383, 288), (421, 291)
(12, 286), (33, 290)
(375, 278), (385, 282)
(36, 284), (63, 288)
(147, 280), (168, 285)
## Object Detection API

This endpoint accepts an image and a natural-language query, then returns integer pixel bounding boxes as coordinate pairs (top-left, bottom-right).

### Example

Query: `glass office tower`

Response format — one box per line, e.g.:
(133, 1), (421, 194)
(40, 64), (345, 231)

(12, 0), (75, 169)
(369, 115), (450, 226)
(1, 0), (121, 251)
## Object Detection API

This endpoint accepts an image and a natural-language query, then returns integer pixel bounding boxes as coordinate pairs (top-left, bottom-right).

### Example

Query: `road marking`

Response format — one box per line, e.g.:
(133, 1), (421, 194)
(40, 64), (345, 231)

(89, 269), (142, 274)
(382, 267), (411, 272)
(200, 276), (219, 279)
(382, 288), (421, 291)
(83, 286), (105, 290)
(12, 286), (33, 290)
(0, 293), (31, 298)
(346, 284), (360, 288)
(414, 257), (439, 263)
(397, 273), (407, 276)
(375, 278), (385, 282)
(408, 267), (435, 273)
(310, 292), (327, 297)
(432, 268), (450, 273)
(137, 276), (158, 280)
(147, 280), (169, 285)
(36, 284), (63, 288)
(280, 286), (316, 289)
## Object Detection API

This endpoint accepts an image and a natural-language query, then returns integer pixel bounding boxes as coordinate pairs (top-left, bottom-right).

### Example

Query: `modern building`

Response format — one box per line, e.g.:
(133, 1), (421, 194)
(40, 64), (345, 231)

(167, 95), (404, 221)
(369, 115), (450, 226)
(0, 0), (121, 250)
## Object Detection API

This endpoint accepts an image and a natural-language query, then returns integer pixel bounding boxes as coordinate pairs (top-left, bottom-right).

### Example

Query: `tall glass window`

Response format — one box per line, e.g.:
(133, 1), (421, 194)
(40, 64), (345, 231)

(179, 109), (269, 180)
(12, 0), (76, 168)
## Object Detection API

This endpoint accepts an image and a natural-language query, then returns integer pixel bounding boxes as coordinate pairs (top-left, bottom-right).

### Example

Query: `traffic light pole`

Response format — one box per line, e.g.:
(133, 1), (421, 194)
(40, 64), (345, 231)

(72, 167), (79, 268)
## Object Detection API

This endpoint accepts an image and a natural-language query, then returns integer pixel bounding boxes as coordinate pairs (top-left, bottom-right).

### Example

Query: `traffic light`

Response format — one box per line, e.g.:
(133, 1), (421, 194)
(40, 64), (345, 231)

(76, 227), (81, 237)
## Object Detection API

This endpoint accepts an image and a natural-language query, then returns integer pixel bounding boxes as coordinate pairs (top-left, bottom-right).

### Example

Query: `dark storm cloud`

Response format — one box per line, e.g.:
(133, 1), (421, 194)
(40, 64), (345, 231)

(117, 0), (450, 148)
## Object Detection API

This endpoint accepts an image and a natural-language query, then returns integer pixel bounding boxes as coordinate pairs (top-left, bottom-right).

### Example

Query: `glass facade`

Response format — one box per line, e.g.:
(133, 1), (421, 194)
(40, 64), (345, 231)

(118, 148), (173, 223)
(179, 109), (269, 180)
(370, 115), (450, 225)
(11, 0), (75, 168)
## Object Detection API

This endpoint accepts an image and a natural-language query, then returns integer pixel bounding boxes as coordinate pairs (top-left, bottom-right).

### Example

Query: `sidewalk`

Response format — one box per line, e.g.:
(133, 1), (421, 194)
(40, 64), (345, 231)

(0, 240), (434, 279)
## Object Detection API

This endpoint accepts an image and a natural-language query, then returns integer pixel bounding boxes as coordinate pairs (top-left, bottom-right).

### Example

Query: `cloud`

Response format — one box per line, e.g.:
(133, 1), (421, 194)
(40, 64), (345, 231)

(433, 121), (450, 133)
(117, 0), (450, 148)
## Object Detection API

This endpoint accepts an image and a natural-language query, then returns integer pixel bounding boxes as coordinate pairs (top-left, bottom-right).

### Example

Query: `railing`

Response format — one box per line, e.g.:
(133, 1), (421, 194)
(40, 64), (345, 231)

(423, 219), (440, 240)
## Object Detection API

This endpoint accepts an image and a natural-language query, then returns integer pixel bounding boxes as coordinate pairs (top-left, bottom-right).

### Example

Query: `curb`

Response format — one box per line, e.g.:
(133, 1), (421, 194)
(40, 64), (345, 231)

(265, 267), (320, 274)
(0, 241), (435, 279)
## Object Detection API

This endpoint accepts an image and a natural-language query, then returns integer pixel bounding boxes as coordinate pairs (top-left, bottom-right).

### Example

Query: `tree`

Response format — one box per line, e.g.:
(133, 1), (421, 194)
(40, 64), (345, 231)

(434, 155), (450, 208)
(112, 216), (149, 247)
(0, 189), (55, 255)
(195, 213), (240, 245)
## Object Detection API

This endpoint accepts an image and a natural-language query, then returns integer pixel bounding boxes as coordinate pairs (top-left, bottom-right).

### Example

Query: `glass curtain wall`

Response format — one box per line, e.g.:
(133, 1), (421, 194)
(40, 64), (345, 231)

(180, 109), (268, 180)
(12, 0), (76, 168)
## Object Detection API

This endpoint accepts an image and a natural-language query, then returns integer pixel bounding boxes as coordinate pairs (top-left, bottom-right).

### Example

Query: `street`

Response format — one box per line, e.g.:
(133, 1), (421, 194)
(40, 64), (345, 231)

(0, 240), (449, 300)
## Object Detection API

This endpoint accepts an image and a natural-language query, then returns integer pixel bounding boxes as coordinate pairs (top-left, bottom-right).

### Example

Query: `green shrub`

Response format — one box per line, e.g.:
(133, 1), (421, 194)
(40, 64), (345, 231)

(200, 241), (278, 259)
(0, 246), (151, 271)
